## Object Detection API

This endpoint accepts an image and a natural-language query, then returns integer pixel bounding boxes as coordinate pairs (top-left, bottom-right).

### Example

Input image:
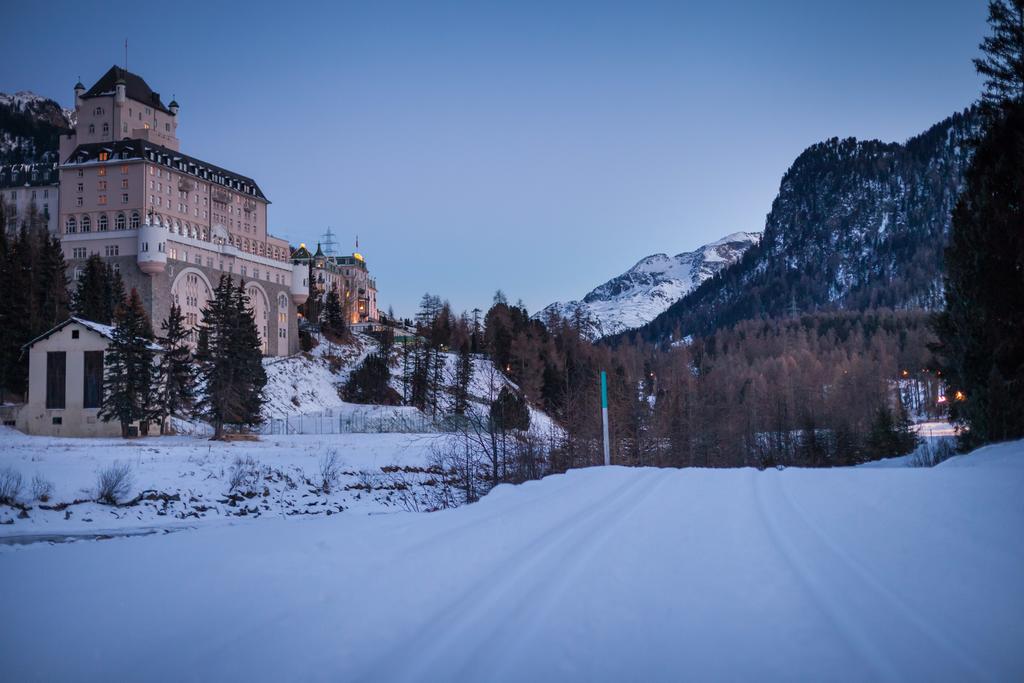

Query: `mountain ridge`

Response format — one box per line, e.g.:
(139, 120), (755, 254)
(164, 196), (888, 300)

(540, 231), (761, 339)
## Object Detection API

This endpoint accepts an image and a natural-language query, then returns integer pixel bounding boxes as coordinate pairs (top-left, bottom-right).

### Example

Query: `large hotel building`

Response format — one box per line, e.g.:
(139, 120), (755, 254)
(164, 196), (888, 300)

(55, 66), (310, 356)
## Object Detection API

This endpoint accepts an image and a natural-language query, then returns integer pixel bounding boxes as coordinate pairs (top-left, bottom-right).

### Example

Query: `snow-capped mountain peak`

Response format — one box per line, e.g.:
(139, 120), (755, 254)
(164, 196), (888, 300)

(540, 231), (760, 339)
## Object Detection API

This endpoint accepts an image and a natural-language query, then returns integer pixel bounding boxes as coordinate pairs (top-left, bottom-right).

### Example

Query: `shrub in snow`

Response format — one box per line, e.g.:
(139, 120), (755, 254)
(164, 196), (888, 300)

(229, 455), (262, 494)
(30, 473), (54, 502)
(96, 462), (134, 505)
(319, 450), (341, 494)
(910, 439), (957, 468)
(0, 467), (24, 505)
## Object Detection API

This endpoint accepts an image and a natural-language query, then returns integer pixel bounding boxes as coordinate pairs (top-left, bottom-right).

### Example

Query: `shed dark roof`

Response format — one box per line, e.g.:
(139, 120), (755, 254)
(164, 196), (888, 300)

(63, 139), (268, 201)
(82, 66), (173, 115)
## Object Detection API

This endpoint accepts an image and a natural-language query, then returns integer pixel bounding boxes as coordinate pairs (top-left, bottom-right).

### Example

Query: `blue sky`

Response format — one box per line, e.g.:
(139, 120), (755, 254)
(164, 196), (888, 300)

(3, 1), (987, 317)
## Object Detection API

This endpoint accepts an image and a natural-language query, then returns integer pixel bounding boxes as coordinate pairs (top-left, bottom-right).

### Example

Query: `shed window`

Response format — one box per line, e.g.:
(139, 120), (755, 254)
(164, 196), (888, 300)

(46, 351), (66, 409)
(83, 351), (104, 409)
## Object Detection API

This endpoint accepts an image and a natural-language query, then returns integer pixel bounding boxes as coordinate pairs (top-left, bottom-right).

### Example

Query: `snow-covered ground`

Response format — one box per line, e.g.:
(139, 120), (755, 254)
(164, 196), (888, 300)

(0, 428), (454, 539)
(1, 439), (1021, 681)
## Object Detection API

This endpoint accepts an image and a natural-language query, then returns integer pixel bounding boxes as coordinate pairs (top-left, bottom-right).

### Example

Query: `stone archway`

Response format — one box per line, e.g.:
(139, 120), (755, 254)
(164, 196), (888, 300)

(170, 267), (214, 347)
(244, 280), (271, 356)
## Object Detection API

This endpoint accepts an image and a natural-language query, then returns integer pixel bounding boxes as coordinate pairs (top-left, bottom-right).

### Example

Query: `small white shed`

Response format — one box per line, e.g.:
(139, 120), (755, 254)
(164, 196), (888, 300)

(16, 318), (160, 438)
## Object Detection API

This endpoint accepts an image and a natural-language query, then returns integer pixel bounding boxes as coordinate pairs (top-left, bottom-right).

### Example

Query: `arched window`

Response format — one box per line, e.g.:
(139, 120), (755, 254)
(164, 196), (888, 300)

(81, 215), (91, 232)
(116, 213), (126, 230)
(65, 216), (77, 233)
(102, 123), (109, 135)
(130, 211), (140, 229)
(98, 214), (108, 231)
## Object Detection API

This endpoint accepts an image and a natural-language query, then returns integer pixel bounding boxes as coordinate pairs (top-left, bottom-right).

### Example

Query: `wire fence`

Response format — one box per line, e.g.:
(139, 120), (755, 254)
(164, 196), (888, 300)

(178, 406), (455, 437)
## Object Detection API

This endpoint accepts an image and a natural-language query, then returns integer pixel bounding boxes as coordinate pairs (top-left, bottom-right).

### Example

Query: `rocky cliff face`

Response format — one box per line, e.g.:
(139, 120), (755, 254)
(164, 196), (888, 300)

(632, 107), (981, 343)
(0, 91), (73, 164)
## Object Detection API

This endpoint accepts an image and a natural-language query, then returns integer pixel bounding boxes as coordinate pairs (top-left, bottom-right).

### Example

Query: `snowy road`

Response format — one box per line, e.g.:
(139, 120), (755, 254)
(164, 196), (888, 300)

(1, 441), (1022, 681)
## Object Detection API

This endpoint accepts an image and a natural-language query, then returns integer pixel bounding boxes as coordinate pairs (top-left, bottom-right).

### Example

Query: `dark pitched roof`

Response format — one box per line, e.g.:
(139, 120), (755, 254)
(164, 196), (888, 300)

(82, 66), (173, 115)
(63, 139), (268, 201)
(290, 245), (313, 261)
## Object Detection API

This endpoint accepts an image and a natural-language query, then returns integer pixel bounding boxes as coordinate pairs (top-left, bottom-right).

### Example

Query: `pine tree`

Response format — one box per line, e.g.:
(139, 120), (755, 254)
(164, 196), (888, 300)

(452, 339), (473, 415)
(34, 232), (69, 334)
(343, 353), (398, 404)
(231, 280), (268, 430)
(933, 7), (1024, 449)
(195, 277), (266, 438)
(103, 264), (126, 324)
(100, 289), (156, 438)
(72, 255), (112, 323)
(321, 283), (347, 339)
(0, 227), (35, 397)
(975, 0), (1024, 114)
(154, 304), (197, 432)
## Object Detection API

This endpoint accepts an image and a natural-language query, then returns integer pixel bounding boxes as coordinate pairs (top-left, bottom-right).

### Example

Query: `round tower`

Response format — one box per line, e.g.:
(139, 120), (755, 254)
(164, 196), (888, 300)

(115, 77), (126, 105)
(290, 262), (309, 306)
(74, 80), (85, 109)
(137, 215), (167, 275)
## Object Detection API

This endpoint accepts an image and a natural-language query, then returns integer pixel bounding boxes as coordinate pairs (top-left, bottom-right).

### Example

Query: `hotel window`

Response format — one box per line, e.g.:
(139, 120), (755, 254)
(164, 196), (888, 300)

(98, 180), (107, 191)
(121, 164), (129, 174)
(83, 351), (104, 409)
(76, 197), (83, 207)
(72, 247), (86, 259)
(81, 215), (91, 232)
(98, 166), (106, 176)
(66, 217), (77, 233)
(105, 245), (119, 257)
(98, 215), (108, 231)
(78, 169), (83, 177)
(45, 351), (66, 410)
(122, 193), (129, 204)
(121, 179), (128, 189)
(88, 124), (95, 134)
(130, 211), (140, 229)
(77, 183), (83, 192)
(116, 213), (126, 230)
(98, 195), (107, 205)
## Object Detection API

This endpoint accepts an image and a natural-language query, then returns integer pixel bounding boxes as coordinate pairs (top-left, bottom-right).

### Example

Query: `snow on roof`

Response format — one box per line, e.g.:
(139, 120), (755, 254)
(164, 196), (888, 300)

(21, 317), (163, 352)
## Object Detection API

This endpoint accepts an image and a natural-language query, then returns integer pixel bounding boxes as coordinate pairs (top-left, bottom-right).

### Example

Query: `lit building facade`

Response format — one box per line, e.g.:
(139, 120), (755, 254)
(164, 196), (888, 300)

(0, 157), (59, 235)
(291, 242), (378, 326)
(57, 66), (307, 356)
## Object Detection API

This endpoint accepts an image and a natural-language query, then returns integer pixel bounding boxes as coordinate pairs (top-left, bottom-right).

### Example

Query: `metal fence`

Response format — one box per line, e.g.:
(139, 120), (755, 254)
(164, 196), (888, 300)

(178, 406), (452, 437)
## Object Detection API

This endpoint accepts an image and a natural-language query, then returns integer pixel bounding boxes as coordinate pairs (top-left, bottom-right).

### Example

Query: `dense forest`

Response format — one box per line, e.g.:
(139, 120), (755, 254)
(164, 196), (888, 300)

(626, 107), (980, 345)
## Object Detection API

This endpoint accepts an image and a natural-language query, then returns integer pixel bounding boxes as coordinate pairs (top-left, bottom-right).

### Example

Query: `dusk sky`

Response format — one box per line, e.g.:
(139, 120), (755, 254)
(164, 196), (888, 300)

(4, 1), (987, 317)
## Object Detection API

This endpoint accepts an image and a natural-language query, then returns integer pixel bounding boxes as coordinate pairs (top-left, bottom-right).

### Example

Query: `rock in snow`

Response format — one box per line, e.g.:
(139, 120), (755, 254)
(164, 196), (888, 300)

(540, 231), (760, 339)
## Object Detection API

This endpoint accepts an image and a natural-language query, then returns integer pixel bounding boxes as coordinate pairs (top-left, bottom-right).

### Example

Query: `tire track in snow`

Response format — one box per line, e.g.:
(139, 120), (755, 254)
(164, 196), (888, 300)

(360, 468), (665, 682)
(773, 473), (991, 681)
(752, 469), (903, 682)
(479, 468), (679, 680)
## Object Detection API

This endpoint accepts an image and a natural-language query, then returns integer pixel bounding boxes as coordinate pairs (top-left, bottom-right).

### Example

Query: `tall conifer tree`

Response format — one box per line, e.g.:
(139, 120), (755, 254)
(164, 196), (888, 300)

(100, 289), (156, 438)
(934, 0), (1024, 448)
(154, 303), (197, 432)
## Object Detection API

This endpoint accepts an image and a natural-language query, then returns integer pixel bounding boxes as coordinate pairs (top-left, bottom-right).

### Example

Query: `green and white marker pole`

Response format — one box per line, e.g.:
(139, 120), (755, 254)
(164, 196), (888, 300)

(601, 370), (610, 466)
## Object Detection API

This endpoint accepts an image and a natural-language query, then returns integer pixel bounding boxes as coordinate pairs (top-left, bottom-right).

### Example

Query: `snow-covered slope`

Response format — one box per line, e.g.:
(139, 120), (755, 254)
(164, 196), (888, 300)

(540, 231), (760, 338)
(2, 439), (1022, 680)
